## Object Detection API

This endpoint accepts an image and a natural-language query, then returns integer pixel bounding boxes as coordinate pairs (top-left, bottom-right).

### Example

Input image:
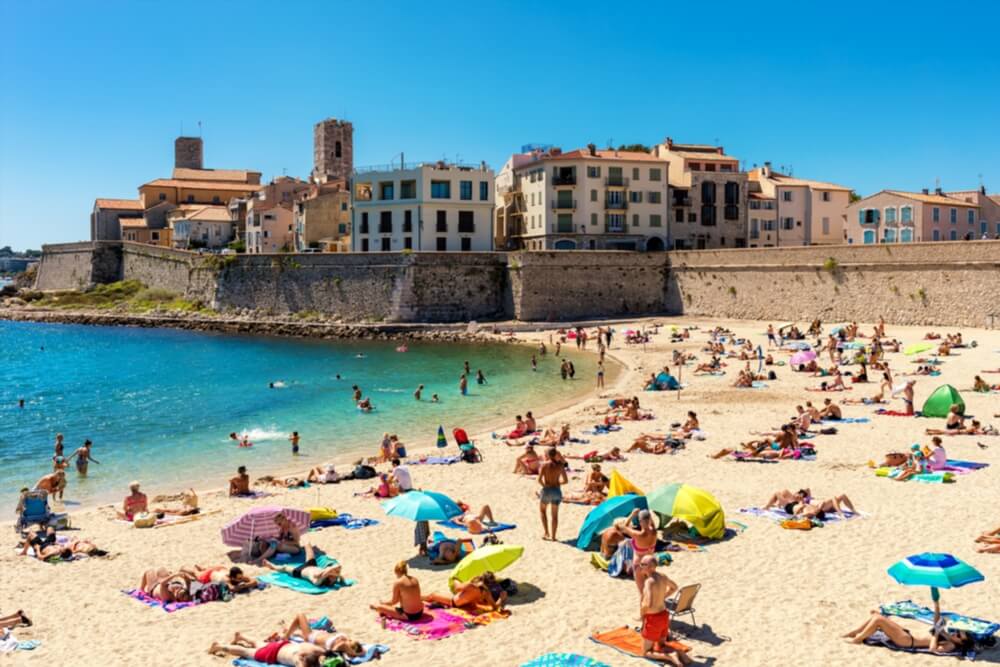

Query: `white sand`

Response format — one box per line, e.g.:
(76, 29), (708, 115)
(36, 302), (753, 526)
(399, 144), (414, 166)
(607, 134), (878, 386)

(3, 317), (999, 666)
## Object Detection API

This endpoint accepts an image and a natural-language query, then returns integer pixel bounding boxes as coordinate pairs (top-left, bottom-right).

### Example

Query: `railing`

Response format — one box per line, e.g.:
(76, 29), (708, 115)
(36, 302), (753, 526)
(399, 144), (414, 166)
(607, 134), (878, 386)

(605, 199), (628, 210)
(551, 199), (577, 210)
(673, 197), (691, 207)
(552, 174), (576, 186)
(604, 176), (629, 187)
(556, 221), (575, 233)
(605, 222), (628, 233)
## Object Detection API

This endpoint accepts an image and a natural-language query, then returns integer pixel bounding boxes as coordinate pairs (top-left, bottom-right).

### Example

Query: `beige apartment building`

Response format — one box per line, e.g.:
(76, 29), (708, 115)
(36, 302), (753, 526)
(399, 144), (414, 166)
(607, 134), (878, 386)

(168, 205), (234, 249)
(294, 182), (352, 252)
(243, 177), (311, 253)
(845, 188), (981, 245)
(747, 163), (851, 247)
(495, 145), (669, 251)
(944, 187), (1000, 239)
(352, 162), (494, 252)
(651, 138), (747, 249)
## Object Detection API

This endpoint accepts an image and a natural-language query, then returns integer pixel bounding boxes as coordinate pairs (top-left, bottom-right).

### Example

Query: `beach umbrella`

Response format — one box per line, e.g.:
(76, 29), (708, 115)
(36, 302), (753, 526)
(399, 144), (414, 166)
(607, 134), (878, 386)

(436, 425), (448, 448)
(220, 506), (310, 547)
(790, 349), (817, 366)
(887, 552), (984, 620)
(575, 493), (647, 550)
(449, 544), (524, 589)
(905, 342), (935, 355)
(608, 470), (644, 498)
(381, 490), (462, 522)
(646, 483), (725, 540)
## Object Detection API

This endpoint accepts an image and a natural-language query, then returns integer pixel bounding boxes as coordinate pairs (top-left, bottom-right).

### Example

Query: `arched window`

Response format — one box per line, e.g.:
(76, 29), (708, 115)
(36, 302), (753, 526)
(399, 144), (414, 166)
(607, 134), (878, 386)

(863, 230), (875, 245)
(900, 228), (913, 243)
(883, 228), (896, 243)
(335, 141), (342, 158)
(553, 239), (577, 250)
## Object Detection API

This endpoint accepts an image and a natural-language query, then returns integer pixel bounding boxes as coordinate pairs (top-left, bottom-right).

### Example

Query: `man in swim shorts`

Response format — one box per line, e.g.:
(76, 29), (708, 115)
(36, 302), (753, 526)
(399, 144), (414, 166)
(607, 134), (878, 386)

(637, 555), (689, 665)
(538, 447), (568, 541)
(370, 561), (424, 622)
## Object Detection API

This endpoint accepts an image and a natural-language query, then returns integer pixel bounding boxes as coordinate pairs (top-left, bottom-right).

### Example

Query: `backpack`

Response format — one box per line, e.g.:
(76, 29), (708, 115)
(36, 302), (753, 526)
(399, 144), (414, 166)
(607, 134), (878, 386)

(353, 464), (376, 479)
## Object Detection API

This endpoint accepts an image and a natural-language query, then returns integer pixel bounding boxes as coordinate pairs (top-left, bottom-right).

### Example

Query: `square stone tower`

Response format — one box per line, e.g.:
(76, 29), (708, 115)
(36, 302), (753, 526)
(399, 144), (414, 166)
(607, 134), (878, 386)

(312, 118), (353, 184)
(174, 136), (204, 170)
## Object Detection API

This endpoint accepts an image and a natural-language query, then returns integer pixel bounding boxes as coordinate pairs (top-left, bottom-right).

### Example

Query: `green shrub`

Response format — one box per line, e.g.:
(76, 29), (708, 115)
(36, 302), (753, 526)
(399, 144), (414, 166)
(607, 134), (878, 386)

(822, 257), (839, 272)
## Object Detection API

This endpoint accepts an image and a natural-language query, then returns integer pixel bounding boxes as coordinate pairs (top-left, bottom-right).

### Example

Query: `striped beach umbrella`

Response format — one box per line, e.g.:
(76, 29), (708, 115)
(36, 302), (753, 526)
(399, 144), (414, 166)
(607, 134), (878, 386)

(646, 483), (725, 540)
(220, 506), (310, 547)
(888, 552), (984, 616)
(436, 425), (448, 448)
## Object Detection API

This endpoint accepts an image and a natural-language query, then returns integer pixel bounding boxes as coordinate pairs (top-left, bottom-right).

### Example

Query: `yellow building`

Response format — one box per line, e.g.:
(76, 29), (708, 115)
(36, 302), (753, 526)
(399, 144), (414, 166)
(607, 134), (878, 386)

(120, 219), (172, 247)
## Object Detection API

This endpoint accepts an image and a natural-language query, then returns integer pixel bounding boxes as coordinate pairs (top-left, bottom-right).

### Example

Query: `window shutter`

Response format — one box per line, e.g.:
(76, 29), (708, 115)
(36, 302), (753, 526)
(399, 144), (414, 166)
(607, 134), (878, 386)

(858, 209), (864, 224)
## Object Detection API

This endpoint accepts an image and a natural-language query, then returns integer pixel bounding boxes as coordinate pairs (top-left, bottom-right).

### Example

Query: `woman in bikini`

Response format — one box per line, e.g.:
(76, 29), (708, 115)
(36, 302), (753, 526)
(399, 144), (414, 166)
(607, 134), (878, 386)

(924, 405), (965, 435)
(140, 568), (196, 602)
(423, 572), (507, 611)
(451, 504), (496, 534)
(274, 613), (363, 657)
(843, 610), (971, 655)
(513, 445), (540, 474)
(262, 544), (345, 588)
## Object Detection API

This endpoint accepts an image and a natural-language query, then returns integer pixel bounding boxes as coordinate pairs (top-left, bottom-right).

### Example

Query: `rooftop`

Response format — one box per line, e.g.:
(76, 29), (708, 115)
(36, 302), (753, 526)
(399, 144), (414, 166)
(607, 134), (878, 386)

(884, 190), (978, 207)
(169, 205), (232, 222)
(172, 168), (260, 183)
(141, 179), (262, 192)
(749, 168), (851, 192)
(513, 147), (666, 167)
(94, 198), (143, 210)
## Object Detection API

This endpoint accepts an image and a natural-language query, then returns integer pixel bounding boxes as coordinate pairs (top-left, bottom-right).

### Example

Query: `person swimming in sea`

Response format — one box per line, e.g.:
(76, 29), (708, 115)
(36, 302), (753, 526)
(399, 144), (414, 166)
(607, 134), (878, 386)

(289, 431), (300, 455)
(531, 355), (538, 372)
(476, 370), (486, 385)
(358, 397), (374, 412)
(352, 385), (362, 401)
(414, 384), (424, 400)
(356, 353), (366, 359)
(431, 394), (440, 403)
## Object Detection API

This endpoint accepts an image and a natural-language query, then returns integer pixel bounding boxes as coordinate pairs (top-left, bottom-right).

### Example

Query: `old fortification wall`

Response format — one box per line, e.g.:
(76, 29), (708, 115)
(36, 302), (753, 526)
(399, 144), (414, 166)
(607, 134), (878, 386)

(667, 241), (1000, 328)
(33, 241), (1000, 326)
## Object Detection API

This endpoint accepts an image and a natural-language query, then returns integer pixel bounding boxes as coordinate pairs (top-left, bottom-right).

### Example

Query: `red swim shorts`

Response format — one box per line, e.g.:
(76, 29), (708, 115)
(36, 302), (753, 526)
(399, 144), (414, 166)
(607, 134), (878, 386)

(253, 640), (289, 664)
(641, 610), (671, 643)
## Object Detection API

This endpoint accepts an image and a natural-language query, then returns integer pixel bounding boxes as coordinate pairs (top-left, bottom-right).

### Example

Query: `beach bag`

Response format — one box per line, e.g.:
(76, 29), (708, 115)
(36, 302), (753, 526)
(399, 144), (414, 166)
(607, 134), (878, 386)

(767, 371), (777, 380)
(353, 464), (376, 479)
(196, 582), (231, 603)
(498, 578), (518, 596)
(133, 513), (156, 528)
(780, 519), (813, 531)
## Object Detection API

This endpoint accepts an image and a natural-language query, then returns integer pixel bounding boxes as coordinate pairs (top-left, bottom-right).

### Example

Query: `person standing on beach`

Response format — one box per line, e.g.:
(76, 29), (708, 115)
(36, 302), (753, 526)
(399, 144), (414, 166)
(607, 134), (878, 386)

(597, 361), (605, 390)
(538, 447), (568, 541)
(636, 555), (684, 664)
(68, 439), (99, 476)
(605, 327), (613, 348)
(414, 384), (424, 400)
(620, 510), (657, 594)
(902, 380), (916, 415)
(531, 355), (537, 372)
(289, 431), (300, 455)
(767, 324), (777, 348)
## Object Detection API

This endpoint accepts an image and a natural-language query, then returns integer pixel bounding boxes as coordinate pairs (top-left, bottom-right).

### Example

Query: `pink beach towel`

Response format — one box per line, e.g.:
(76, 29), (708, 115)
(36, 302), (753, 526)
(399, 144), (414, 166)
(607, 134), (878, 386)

(122, 588), (200, 613)
(380, 608), (468, 640)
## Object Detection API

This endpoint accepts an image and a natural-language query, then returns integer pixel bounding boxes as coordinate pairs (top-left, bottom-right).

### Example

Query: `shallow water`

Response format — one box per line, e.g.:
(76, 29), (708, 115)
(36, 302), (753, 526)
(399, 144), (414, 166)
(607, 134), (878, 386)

(0, 321), (596, 512)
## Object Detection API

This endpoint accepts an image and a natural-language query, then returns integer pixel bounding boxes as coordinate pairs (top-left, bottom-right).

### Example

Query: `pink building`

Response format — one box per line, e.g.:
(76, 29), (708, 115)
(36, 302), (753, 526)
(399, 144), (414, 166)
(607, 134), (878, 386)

(845, 188), (989, 244)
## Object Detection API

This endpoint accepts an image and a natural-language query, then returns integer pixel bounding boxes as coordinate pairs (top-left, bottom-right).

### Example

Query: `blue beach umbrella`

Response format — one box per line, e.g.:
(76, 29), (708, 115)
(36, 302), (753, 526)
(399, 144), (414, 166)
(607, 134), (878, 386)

(887, 552), (984, 613)
(575, 493), (647, 550)
(382, 490), (463, 522)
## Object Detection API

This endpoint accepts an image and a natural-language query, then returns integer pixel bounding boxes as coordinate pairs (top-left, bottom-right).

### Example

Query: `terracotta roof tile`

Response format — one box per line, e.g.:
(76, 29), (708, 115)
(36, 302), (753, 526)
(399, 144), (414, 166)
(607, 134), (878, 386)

(142, 179), (261, 192)
(172, 168), (260, 183)
(94, 198), (143, 210)
(884, 190), (977, 207)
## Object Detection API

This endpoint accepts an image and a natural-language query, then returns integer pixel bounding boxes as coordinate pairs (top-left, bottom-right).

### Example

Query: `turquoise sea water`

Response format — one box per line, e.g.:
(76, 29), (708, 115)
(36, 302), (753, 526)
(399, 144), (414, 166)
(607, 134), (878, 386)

(0, 321), (595, 513)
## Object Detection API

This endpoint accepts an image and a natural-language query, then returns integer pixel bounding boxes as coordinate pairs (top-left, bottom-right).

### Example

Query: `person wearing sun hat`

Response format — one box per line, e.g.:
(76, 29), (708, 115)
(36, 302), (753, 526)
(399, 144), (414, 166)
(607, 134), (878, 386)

(117, 481), (148, 520)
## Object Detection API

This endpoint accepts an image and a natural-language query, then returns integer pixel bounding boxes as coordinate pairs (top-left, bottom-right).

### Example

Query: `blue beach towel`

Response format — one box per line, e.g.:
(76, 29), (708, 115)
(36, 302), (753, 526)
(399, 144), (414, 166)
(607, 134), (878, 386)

(310, 513), (379, 530)
(258, 555), (356, 594)
(945, 459), (989, 471)
(881, 600), (1000, 642)
(437, 519), (517, 533)
(521, 653), (611, 667)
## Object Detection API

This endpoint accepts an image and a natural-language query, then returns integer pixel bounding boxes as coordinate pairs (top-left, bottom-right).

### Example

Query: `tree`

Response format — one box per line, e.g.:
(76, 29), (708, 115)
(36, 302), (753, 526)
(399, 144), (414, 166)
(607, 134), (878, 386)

(849, 191), (862, 203)
(617, 143), (651, 153)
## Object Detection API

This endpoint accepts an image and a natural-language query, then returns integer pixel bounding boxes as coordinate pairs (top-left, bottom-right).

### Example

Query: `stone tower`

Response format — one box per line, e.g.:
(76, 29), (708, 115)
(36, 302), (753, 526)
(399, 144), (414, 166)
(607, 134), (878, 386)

(312, 118), (353, 184)
(174, 136), (204, 170)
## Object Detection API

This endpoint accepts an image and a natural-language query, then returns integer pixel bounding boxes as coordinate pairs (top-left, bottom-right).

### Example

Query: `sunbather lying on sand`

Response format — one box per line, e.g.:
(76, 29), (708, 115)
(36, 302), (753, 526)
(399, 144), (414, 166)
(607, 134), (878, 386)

(451, 504), (497, 534)
(139, 568), (196, 602)
(973, 375), (1000, 392)
(764, 488), (811, 510)
(208, 634), (329, 666)
(565, 446), (623, 462)
(560, 489), (607, 505)
(840, 390), (886, 405)
(976, 526), (1000, 553)
(693, 356), (724, 374)
(154, 488), (199, 515)
(262, 544), (345, 588)
(926, 420), (995, 436)
(18, 527), (109, 560)
(843, 611), (972, 655)
(273, 613), (364, 657)
(423, 572), (507, 611)
(180, 565), (258, 592)
(256, 475), (307, 489)
(537, 424), (571, 446)
(711, 438), (798, 460)
(628, 435), (678, 454)
(792, 494), (856, 519)
(0, 610), (31, 630)
(307, 464), (340, 484)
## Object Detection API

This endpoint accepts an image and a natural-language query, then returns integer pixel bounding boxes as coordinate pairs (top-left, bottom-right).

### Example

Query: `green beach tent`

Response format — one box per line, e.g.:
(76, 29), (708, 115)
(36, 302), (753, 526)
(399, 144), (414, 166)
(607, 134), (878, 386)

(921, 385), (965, 418)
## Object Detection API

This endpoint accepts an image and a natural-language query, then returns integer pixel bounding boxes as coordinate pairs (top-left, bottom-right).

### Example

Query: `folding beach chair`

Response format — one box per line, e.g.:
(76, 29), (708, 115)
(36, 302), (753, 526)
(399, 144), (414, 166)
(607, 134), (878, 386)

(15, 489), (67, 534)
(666, 583), (701, 633)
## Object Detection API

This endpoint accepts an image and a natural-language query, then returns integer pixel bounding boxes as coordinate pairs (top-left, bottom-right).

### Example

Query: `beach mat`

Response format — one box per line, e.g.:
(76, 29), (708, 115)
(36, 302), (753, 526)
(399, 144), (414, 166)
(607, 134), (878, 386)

(862, 630), (967, 658)
(874, 467), (955, 483)
(234, 642), (388, 667)
(379, 607), (468, 640)
(411, 456), (461, 465)
(448, 605), (511, 627)
(881, 600), (1000, 642)
(258, 555), (355, 594)
(589, 627), (690, 662)
(521, 653), (611, 667)
(945, 459), (989, 471)
(820, 417), (870, 424)
(437, 519), (516, 533)
(122, 588), (200, 613)
(310, 513), (379, 530)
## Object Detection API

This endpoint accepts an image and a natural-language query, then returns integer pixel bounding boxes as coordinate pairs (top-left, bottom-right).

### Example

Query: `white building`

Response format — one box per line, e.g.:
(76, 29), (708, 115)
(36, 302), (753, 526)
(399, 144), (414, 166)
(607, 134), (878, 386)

(351, 162), (494, 252)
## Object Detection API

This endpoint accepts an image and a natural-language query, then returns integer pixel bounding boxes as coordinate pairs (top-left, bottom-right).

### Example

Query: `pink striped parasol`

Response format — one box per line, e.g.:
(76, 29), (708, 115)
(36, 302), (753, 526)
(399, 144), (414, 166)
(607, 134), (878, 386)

(220, 506), (310, 547)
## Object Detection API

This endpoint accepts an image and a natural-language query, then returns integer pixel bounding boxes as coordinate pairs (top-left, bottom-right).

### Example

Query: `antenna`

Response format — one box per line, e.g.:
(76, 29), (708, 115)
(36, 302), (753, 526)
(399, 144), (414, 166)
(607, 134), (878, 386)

(935, 176), (940, 190)
(198, 120), (202, 137)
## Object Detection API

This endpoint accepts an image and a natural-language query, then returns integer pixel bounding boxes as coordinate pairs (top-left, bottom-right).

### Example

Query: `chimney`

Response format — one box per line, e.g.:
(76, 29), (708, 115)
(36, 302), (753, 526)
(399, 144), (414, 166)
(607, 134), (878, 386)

(550, 147), (562, 156)
(763, 161), (771, 177)
(587, 143), (597, 157)
(174, 136), (203, 170)
(665, 137), (673, 150)
(981, 184), (986, 194)
(935, 187), (943, 196)
(922, 188), (929, 195)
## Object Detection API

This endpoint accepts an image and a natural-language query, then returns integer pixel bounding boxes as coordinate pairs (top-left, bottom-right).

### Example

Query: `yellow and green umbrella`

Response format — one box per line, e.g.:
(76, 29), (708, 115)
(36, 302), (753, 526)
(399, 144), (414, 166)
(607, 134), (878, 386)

(448, 544), (523, 591)
(904, 342), (935, 356)
(646, 483), (725, 540)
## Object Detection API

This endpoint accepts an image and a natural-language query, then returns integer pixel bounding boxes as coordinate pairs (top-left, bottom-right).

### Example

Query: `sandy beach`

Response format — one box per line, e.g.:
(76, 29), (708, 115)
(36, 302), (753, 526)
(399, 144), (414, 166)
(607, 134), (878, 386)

(3, 316), (999, 666)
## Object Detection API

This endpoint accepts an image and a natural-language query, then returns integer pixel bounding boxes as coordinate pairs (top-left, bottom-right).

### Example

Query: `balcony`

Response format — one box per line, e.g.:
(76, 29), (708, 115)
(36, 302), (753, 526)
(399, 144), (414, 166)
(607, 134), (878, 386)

(604, 176), (629, 187)
(552, 173), (576, 186)
(604, 199), (628, 210)
(556, 220), (575, 233)
(605, 221), (628, 234)
(673, 197), (692, 207)
(551, 199), (577, 211)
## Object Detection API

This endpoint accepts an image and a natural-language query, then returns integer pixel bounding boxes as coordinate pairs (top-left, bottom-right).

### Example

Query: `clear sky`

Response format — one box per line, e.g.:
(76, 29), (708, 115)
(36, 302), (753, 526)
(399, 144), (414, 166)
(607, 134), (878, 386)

(2, 1), (998, 250)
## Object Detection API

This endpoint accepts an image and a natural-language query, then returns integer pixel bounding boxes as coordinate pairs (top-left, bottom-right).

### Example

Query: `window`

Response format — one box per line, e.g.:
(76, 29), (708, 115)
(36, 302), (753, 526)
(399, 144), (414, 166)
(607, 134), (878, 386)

(932, 229), (940, 241)
(607, 167), (624, 186)
(360, 212), (369, 234)
(704, 163), (715, 172)
(212, 196), (221, 204)
(723, 182), (739, 220)
(629, 191), (642, 203)
(361, 238), (369, 252)
(379, 211), (392, 234)
(675, 208), (684, 222)
(782, 191), (792, 202)
(648, 191), (662, 204)
(932, 207), (940, 222)
(688, 213), (697, 223)
(950, 208), (957, 224)
(338, 223), (347, 234)
(822, 191), (831, 202)
(479, 181), (489, 201)
(335, 141), (342, 158)
(632, 167), (640, 180)
(782, 217), (794, 230)
(458, 211), (475, 233)
(341, 201), (348, 211)
(591, 189), (597, 202)
(649, 168), (662, 181)
(586, 166), (600, 178)
(403, 210), (413, 233)
(949, 229), (957, 240)
(436, 237), (447, 251)
(431, 181), (451, 199)
(461, 237), (471, 251)
(151, 231), (160, 241)
(762, 220), (775, 231)
(400, 180), (416, 199)
(863, 230), (875, 244)
(822, 217), (830, 235)
(883, 228), (896, 243)
(689, 163), (701, 171)
(590, 213), (598, 226)
(701, 181), (716, 203)
(607, 190), (623, 206)
(404, 236), (412, 249)
(379, 182), (394, 200)
(901, 228), (913, 242)
(901, 206), (912, 223)
(158, 193), (167, 201)
(436, 210), (447, 232)
(557, 214), (573, 233)
(460, 180), (472, 200)
(750, 200), (760, 210)
(632, 214), (640, 227)
(860, 208), (879, 224)
(885, 207), (896, 223)
(650, 214), (662, 227)
(967, 209), (975, 224)
(720, 164), (733, 172)
(606, 214), (625, 232)
(381, 238), (391, 251)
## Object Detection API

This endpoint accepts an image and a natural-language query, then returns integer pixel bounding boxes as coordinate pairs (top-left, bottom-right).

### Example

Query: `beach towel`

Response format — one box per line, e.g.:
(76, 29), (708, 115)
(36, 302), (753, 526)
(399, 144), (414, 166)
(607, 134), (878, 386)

(862, 630), (968, 658)
(521, 653), (611, 667)
(379, 607), (468, 640)
(881, 600), (1000, 642)
(739, 507), (865, 524)
(122, 588), (201, 613)
(875, 467), (955, 483)
(448, 605), (511, 627)
(310, 513), (379, 530)
(944, 459), (990, 471)
(0, 629), (40, 653)
(590, 627), (690, 663)
(591, 551), (671, 572)
(258, 555), (356, 594)
(606, 539), (634, 578)
(411, 455), (461, 465)
(583, 425), (622, 436)
(874, 409), (919, 417)
(819, 417), (870, 424)
(232, 490), (273, 499)
(234, 642), (388, 667)
(437, 519), (516, 533)
(749, 381), (769, 389)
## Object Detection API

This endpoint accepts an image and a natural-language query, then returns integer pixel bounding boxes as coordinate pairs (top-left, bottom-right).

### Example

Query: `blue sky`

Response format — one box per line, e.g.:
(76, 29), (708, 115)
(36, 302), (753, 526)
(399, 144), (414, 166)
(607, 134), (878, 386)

(1, 1), (998, 250)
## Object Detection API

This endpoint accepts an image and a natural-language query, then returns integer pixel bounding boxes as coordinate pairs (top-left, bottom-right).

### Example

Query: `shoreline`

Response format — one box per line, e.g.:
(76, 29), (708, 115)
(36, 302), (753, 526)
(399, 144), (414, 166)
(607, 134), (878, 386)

(5, 324), (629, 521)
